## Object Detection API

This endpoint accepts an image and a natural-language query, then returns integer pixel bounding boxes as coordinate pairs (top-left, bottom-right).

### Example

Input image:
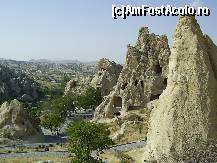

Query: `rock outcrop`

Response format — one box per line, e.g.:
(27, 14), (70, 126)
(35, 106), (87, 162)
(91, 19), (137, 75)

(94, 27), (170, 118)
(144, 16), (217, 162)
(64, 75), (93, 96)
(64, 58), (122, 97)
(0, 99), (41, 139)
(91, 58), (122, 96)
(0, 65), (40, 103)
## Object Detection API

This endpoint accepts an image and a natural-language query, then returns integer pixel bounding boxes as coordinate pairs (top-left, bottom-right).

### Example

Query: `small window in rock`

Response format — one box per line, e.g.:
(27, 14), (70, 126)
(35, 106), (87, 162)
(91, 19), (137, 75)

(98, 73), (102, 76)
(121, 83), (128, 90)
(135, 80), (138, 86)
(140, 81), (144, 88)
(114, 112), (121, 116)
(22, 122), (25, 125)
(150, 94), (161, 101)
(96, 87), (101, 90)
(105, 75), (108, 78)
(113, 96), (122, 107)
(155, 64), (162, 74)
(163, 78), (167, 85)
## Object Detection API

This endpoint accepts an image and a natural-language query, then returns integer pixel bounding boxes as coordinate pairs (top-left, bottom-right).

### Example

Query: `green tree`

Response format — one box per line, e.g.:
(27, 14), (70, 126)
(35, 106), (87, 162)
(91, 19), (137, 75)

(40, 93), (76, 134)
(41, 113), (64, 135)
(75, 87), (102, 110)
(40, 94), (75, 119)
(67, 119), (114, 163)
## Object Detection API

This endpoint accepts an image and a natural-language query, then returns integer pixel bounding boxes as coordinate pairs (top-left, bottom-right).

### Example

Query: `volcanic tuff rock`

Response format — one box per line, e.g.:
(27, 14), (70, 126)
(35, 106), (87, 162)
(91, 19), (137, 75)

(0, 99), (41, 139)
(94, 27), (170, 118)
(64, 58), (122, 97)
(0, 65), (39, 103)
(64, 75), (93, 96)
(143, 16), (217, 162)
(91, 58), (122, 96)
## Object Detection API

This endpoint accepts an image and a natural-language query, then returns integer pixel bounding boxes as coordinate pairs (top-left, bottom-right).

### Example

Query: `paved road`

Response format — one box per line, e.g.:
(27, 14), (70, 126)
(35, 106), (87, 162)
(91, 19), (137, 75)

(107, 140), (146, 152)
(0, 151), (69, 159)
(0, 140), (146, 159)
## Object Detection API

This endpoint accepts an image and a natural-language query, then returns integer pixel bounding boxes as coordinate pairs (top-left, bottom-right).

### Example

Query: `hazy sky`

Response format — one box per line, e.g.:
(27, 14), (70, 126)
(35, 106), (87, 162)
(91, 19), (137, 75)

(0, 0), (216, 63)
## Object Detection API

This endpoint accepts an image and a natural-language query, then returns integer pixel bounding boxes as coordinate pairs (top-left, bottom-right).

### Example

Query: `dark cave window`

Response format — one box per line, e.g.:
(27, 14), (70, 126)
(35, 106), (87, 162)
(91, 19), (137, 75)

(135, 80), (138, 86)
(22, 122), (25, 125)
(105, 75), (108, 78)
(155, 64), (162, 74)
(113, 111), (121, 116)
(96, 87), (101, 90)
(113, 96), (122, 108)
(163, 78), (167, 85)
(150, 94), (161, 101)
(140, 81), (144, 88)
(98, 72), (102, 76)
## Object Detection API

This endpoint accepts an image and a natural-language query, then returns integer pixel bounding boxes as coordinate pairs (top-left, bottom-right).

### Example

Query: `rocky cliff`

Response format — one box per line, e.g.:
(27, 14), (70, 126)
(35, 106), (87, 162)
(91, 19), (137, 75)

(94, 27), (170, 119)
(64, 75), (93, 96)
(143, 16), (217, 162)
(64, 58), (122, 97)
(0, 65), (40, 103)
(91, 58), (122, 96)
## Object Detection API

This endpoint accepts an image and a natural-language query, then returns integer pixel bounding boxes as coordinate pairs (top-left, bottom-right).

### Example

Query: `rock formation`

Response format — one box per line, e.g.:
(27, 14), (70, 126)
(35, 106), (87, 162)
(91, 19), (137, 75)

(0, 65), (40, 103)
(64, 58), (122, 97)
(94, 27), (170, 118)
(91, 58), (122, 96)
(64, 75), (93, 96)
(144, 16), (217, 162)
(0, 99), (41, 139)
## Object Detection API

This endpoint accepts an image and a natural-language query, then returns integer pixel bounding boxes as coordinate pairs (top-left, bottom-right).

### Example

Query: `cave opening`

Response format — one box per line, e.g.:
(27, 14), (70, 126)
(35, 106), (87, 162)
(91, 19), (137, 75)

(155, 64), (162, 74)
(113, 96), (122, 108)
(135, 80), (138, 86)
(163, 78), (167, 85)
(150, 94), (161, 101)
(140, 81), (144, 88)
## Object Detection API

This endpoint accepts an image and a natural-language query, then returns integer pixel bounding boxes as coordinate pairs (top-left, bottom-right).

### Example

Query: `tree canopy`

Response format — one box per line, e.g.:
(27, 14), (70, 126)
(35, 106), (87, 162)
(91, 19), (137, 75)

(67, 119), (114, 163)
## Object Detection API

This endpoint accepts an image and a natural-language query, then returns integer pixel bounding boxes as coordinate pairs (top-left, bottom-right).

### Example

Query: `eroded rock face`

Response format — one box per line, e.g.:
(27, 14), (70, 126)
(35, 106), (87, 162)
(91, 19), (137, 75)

(0, 99), (41, 139)
(0, 65), (39, 103)
(94, 27), (170, 118)
(91, 58), (122, 96)
(144, 16), (217, 162)
(64, 58), (122, 97)
(64, 76), (93, 96)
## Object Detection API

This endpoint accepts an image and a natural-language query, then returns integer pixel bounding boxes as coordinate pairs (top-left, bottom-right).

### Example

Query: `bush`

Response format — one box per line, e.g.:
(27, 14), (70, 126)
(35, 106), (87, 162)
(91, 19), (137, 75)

(67, 119), (114, 163)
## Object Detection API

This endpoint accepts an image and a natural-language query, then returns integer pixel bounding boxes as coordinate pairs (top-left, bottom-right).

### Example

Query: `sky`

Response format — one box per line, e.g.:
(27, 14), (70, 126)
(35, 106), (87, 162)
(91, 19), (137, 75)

(0, 0), (216, 63)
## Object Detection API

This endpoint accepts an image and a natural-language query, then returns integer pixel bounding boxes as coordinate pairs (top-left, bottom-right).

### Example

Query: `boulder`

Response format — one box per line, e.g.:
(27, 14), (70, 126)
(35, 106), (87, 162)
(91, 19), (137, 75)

(0, 99), (41, 139)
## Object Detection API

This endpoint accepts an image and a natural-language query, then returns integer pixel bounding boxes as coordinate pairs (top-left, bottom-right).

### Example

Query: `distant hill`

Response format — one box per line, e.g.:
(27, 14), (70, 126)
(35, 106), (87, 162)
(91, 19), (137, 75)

(29, 59), (83, 64)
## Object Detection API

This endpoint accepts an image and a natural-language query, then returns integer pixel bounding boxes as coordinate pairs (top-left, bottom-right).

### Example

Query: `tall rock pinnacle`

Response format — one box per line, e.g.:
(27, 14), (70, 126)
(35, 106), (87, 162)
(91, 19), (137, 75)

(94, 27), (170, 119)
(144, 16), (217, 162)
